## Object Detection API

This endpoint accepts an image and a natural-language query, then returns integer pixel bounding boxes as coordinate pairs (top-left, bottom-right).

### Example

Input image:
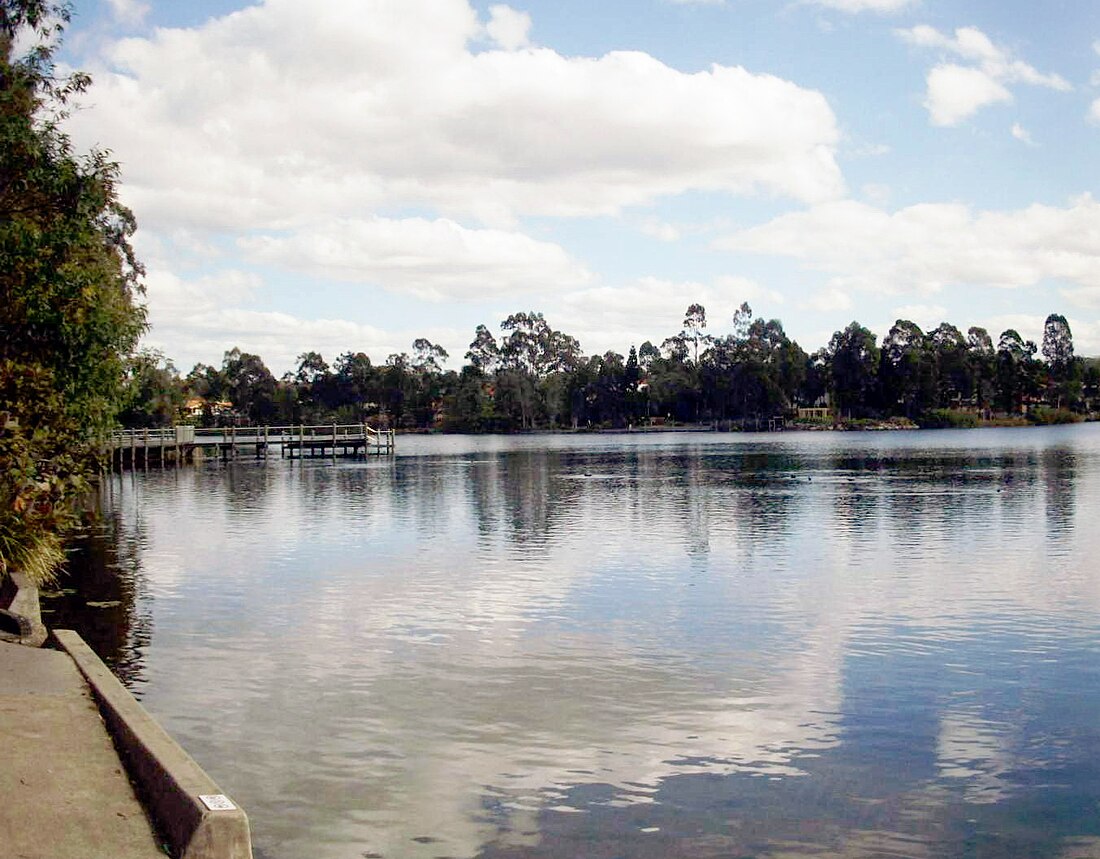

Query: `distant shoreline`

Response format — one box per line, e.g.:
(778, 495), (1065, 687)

(395, 416), (1095, 436)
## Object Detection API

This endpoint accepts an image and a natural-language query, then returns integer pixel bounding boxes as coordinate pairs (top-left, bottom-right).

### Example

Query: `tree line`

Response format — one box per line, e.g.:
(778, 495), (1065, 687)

(122, 305), (1099, 432)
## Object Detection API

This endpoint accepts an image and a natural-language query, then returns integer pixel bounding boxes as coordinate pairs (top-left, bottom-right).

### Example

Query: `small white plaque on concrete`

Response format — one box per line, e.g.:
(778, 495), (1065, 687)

(199, 794), (236, 811)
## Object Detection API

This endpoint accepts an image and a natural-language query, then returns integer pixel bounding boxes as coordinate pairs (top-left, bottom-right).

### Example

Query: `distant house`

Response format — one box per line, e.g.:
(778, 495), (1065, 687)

(184, 397), (234, 417)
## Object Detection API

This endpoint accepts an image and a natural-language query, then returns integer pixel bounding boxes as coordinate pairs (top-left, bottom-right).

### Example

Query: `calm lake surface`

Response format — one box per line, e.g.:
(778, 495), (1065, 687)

(52, 426), (1100, 859)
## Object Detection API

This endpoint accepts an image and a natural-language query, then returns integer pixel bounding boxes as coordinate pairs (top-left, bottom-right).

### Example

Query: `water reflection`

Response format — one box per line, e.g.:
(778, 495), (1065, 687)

(60, 426), (1100, 859)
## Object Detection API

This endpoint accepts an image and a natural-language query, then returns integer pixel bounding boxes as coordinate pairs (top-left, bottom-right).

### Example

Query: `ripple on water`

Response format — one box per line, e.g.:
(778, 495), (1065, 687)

(59, 426), (1100, 859)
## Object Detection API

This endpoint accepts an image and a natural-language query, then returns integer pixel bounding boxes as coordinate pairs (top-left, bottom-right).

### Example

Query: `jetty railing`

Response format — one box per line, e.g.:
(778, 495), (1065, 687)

(106, 423), (395, 469)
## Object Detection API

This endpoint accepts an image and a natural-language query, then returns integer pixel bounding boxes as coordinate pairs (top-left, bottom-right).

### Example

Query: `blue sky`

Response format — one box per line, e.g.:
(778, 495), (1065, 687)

(55, 0), (1100, 374)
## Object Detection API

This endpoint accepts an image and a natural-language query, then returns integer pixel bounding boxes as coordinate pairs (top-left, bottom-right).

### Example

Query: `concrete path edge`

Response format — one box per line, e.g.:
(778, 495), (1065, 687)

(0, 571), (49, 647)
(53, 629), (253, 859)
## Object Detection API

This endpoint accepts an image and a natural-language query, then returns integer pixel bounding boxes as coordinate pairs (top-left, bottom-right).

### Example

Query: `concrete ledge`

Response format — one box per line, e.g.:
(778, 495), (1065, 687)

(0, 571), (48, 647)
(53, 629), (253, 859)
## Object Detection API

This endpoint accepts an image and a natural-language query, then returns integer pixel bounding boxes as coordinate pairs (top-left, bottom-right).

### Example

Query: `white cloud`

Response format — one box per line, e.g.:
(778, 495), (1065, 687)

(105, 0), (150, 26)
(979, 314), (1100, 356)
(717, 195), (1100, 297)
(861, 183), (892, 205)
(1090, 98), (1100, 125)
(897, 25), (1071, 125)
(485, 5), (531, 50)
(805, 0), (917, 12)
(239, 216), (591, 301)
(849, 142), (892, 157)
(555, 275), (785, 354)
(802, 287), (852, 313)
(924, 64), (1011, 126)
(889, 303), (948, 330)
(639, 219), (681, 242)
(138, 267), (460, 375)
(1011, 122), (1036, 145)
(67, 0), (843, 233)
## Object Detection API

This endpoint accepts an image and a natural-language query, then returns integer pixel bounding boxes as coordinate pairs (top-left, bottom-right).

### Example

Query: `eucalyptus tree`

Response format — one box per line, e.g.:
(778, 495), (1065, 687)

(465, 324), (500, 374)
(381, 352), (416, 427)
(332, 351), (376, 420)
(928, 322), (972, 408)
(637, 341), (661, 372)
(681, 304), (712, 366)
(495, 312), (582, 429)
(293, 351), (333, 419)
(1041, 313), (1079, 408)
(441, 365), (496, 431)
(995, 329), (1039, 413)
(624, 346), (643, 423)
(825, 322), (880, 418)
(582, 351), (627, 427)
(409, 338), (450, 426)
(966, 327), (996, 413)
(879, 320), (930, 417)
(1, 0), (147, 581)
(222, 348), (277, 423)
(116, 350), (184, 429)
(706, 309), (803, 422)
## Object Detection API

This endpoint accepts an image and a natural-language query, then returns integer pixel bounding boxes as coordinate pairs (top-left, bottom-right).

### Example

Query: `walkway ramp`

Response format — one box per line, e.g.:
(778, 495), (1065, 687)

(0, 640), (164, 859)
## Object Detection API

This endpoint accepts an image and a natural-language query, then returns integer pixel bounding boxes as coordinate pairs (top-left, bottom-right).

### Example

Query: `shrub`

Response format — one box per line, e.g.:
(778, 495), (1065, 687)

(916, 409), (979, 429)
(1026, 407), (1082, 425)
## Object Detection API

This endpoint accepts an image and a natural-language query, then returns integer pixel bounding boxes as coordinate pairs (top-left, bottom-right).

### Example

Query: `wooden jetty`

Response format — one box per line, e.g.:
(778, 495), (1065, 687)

(107, 424), (395, 470)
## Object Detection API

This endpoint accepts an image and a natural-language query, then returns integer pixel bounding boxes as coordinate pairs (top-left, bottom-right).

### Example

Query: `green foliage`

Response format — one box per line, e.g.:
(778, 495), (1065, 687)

(826, 321), (879, 417)
(117, 349), (184, 428)
(1026, 406), (1082, 425)
(916, 409), (979, 429)
(0, 1), (145, 582)
(0, 363), (89, 584)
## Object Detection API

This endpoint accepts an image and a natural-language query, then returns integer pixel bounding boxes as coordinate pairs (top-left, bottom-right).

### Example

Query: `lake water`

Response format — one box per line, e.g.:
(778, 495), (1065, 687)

(51, 426), (1100, 859)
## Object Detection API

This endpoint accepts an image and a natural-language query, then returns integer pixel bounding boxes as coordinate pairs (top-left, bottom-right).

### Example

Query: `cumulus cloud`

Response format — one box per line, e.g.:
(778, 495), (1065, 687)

(897, 25), (1071, 125)
(717, 195), (1100, 297)
(239, 216), (591, 301)
(1010, 122), (1036, 145)
(138, 267), (458, 374)
(1091, 99), (1100, 125)
(890, 303), (948, 331)
(555, 275), (785, 354)
(802, 287), (852, 312)
(638, 219), (682, 242)
(485, 5), (531, 50)
(105, 0), (150, 26)
(924, 64), (1011, 125)
(861, 182), (891, 205)
(66, 0), (843, 234)
(805, 0), (917, 12)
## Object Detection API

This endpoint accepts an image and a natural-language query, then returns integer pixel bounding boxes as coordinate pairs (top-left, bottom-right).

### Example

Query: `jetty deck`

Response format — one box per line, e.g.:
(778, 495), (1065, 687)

(108, 423), (396, 469)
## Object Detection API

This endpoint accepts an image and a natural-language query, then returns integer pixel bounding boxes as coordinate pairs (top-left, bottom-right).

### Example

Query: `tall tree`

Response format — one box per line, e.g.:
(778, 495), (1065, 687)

(825, 322), (879, 418)
(1, 1), (146, 581)
(995, 329), (1038, 414)
(967, 326), (996, 413)
(222, 348), (277, 423)
(332, 351), (376, 420)
(681, 303), (711, 366)
(879, 320), (931, 417)
(1041, 313), (1078, 408)
(465, 324), (500, 374)
(928, 322), (972, 408)
(117, 350), (184, 428)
